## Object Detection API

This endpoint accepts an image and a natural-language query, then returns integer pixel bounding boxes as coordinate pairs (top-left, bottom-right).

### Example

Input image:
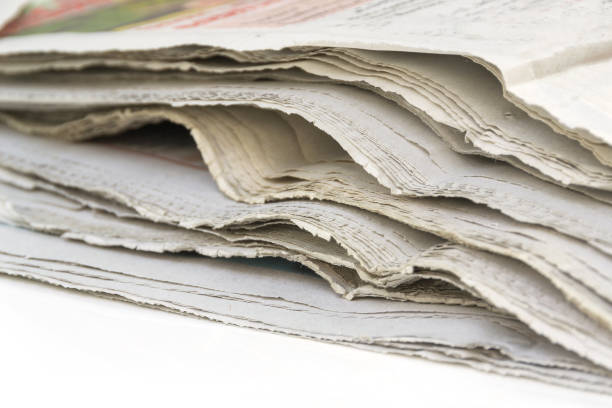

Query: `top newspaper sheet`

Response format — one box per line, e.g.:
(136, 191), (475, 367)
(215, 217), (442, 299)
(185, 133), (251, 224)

(0, 0), (611, 157)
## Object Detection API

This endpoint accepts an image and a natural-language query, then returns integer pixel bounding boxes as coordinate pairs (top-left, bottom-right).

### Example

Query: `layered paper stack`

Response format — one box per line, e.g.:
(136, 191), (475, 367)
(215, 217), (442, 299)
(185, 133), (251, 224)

(0, 0), (611, 393)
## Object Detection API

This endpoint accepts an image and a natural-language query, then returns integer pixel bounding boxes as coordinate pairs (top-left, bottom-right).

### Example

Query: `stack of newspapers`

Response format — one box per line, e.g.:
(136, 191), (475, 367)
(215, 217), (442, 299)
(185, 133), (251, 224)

(0, 0), (611, 392)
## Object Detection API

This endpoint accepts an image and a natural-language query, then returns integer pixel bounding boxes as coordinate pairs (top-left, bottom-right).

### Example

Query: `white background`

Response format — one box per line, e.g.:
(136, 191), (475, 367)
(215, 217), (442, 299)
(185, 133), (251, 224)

(1, 275), (610, 408)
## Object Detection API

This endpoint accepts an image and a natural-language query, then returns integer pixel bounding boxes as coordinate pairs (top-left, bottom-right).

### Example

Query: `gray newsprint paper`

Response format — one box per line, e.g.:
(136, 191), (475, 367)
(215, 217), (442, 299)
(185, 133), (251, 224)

(0, 0), (610, 394)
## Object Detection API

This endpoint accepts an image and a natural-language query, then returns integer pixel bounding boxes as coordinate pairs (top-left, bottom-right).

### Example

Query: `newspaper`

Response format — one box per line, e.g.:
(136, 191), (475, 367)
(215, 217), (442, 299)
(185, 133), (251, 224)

(0, 0), (610, 163)
(2, 81), (612, 324)
(0, 125), (611, 373)
(3, 49), (610, 196)
(2, 76), (612, 254)
(2, 223), (611, 393)
(0, 0), (611, 393)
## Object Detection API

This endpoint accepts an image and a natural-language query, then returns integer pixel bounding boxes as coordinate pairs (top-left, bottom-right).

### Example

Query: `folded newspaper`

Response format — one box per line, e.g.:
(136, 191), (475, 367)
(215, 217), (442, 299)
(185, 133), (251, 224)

(0, 0), (611, 393)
